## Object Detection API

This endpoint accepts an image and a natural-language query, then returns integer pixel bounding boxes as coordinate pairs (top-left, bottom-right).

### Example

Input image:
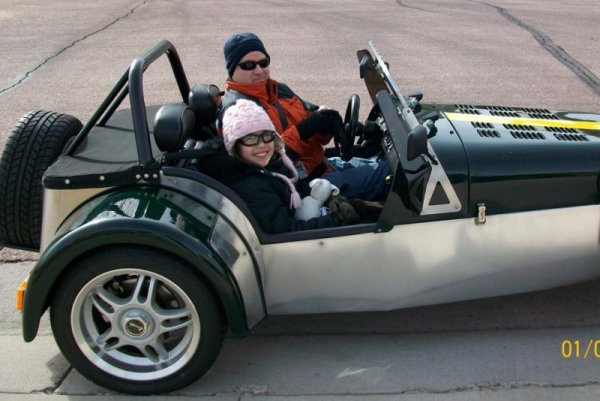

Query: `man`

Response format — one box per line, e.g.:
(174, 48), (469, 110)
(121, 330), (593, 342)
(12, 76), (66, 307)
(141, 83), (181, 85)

(220, 32), (388, 200)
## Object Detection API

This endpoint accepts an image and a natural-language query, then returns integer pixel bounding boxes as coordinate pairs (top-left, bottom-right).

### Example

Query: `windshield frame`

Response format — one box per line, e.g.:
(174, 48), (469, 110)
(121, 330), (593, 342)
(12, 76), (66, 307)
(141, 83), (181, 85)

(359, 41), (463, 218)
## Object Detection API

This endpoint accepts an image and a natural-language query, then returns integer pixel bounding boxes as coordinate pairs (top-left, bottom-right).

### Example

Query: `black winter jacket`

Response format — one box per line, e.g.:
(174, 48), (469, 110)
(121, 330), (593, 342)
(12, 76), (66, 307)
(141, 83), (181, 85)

(192, 138), (337, 234)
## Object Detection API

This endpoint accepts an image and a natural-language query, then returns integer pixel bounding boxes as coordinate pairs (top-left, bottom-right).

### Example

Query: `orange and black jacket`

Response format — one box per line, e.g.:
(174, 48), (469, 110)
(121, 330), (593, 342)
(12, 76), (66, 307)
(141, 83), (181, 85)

(220, 78), (332, 179)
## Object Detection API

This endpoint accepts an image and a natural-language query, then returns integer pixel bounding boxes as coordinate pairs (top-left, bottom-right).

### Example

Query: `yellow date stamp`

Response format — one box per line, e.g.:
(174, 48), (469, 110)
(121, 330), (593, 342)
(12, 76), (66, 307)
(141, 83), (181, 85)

(561, 339), (600, 359)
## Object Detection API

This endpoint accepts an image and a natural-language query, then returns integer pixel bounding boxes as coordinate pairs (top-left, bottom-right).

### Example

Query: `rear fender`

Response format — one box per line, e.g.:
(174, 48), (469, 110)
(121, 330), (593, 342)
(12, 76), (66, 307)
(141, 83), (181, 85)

(22, 187), (264, 341)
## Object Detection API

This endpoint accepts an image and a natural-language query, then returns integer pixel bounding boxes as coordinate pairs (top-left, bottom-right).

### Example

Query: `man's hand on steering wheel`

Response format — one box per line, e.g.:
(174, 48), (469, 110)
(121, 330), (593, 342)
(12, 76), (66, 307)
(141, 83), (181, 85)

(296, 109), (342, 142)
(319, 109), (343, 129)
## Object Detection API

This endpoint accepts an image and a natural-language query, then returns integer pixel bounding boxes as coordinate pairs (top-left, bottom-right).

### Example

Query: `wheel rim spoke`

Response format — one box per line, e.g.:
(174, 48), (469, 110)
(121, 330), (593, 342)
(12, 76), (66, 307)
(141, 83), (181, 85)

(141, 339), (170, 363)
(96, 327), (115, 345)
(97, 331), (123, 352)
(153, 304), (192, 332)
(144, 276), (158, 306)
(131, 274), (147, 304)
(91, 286), (124, 317)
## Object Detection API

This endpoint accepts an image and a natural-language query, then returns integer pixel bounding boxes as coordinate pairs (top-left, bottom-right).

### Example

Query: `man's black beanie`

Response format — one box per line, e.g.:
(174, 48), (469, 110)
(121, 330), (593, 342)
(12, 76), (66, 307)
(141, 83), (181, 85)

(224, 32), (270, 79)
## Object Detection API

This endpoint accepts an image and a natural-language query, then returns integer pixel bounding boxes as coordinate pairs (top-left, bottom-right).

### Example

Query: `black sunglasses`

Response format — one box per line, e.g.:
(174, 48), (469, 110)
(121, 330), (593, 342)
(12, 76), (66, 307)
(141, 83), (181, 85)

(238, 58), (270, 71)
(239, 131), (276, 146)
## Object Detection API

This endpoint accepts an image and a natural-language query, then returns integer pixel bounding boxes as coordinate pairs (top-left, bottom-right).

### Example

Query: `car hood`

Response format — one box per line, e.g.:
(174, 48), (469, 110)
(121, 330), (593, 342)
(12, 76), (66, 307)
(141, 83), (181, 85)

(439, 105), (600, 214)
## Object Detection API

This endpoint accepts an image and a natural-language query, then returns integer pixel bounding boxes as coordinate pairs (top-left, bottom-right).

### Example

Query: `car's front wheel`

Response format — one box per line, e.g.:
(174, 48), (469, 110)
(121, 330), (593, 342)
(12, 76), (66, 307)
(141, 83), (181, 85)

(50, 247), (225, 394)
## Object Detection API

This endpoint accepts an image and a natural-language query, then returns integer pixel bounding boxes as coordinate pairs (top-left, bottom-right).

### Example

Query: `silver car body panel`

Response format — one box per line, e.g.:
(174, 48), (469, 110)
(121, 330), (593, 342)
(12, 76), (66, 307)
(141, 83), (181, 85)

(261, 204), (600, 315)
(41, 176), (600, 328)
(41, 187), (106, 252)
(208, 215), (265, 328)
(161, 175), (268, 328)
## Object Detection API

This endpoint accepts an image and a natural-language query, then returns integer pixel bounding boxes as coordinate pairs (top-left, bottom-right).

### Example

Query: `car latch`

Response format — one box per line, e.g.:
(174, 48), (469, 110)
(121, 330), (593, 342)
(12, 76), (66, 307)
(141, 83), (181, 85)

(476, 203), (486, 224)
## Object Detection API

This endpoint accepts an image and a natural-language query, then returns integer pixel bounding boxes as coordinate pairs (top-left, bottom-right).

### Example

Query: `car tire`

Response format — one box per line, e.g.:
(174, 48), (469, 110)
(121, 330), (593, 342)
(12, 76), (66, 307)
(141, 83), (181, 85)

(0, 110), (82, 250)
(50, 246), (225, 395)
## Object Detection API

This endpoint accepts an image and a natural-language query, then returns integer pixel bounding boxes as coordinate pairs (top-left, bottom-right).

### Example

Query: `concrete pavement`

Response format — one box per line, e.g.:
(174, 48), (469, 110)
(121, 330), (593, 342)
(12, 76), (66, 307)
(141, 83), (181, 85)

(4, 314), (600, 400)
(3, 261), (600, 399)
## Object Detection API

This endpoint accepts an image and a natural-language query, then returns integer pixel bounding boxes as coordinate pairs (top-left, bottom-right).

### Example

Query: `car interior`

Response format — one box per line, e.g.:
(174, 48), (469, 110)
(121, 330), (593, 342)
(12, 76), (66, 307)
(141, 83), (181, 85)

(153, 85), (383, 244)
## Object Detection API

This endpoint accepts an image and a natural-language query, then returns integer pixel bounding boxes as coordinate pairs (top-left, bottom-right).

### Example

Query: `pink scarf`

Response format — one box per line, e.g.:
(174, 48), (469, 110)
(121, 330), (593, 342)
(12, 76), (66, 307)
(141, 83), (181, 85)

(272, 149), (301, 209)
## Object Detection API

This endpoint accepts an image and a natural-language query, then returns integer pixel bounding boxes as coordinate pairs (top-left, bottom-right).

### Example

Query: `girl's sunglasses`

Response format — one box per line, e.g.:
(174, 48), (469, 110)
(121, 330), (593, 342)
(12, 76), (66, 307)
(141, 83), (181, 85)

(238, 58), (270, 71)
(239, 131), (276, 146)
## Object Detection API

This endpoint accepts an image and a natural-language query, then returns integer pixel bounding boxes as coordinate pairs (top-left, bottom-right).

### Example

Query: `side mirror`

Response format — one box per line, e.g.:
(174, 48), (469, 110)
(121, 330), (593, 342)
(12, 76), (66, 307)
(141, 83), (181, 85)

(406, 125), (428, 161)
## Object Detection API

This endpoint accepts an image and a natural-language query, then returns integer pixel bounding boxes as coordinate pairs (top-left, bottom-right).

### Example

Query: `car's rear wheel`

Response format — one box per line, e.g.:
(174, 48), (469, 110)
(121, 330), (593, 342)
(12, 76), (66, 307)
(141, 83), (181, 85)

(0, 110), (82, 250)
(50, 247), (225, 394)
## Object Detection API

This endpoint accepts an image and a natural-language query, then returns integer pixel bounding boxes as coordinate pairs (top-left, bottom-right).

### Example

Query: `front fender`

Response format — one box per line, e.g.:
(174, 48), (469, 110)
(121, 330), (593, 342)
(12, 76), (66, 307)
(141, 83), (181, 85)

(23, 186), (256, 341)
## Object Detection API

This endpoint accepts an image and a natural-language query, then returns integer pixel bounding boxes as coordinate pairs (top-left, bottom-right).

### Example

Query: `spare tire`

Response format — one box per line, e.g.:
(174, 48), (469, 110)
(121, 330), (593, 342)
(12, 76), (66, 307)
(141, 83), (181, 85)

(0, 111), (82, 250)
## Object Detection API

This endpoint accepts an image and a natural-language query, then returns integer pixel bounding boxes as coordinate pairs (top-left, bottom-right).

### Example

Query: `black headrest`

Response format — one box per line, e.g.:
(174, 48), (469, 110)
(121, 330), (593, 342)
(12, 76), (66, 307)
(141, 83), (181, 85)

(153, 104), (196, 152)
(188, 84), (223, 127)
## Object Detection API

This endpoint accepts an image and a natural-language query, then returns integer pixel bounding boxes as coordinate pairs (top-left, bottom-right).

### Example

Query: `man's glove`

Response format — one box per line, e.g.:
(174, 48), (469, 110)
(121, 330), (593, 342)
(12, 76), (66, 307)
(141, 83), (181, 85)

(296, 109), (343, 142)
(319, 109), (343, 129)
(327, 195), (360, 226)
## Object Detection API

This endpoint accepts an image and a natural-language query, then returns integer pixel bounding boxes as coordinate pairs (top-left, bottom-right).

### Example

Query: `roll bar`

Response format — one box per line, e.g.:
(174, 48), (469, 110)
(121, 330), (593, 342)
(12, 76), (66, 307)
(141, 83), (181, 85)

(64, 40), (190, 168)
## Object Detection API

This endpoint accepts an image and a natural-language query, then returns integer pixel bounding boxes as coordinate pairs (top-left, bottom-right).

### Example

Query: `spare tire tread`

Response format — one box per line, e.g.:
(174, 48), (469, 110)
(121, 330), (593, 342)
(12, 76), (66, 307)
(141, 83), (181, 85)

(0, 111), (82, 250)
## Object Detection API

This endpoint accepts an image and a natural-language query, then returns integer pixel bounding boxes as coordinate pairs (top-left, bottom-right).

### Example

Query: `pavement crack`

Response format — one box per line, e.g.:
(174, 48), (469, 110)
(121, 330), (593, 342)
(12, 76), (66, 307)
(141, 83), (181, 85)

(395, 0), (434, 13)
(0, 0), (148, 95)
(230, 381), (600, 397)
(408, 380), (600, 394)
(37, 365), (74, 394)
(482, 2), (600, 96)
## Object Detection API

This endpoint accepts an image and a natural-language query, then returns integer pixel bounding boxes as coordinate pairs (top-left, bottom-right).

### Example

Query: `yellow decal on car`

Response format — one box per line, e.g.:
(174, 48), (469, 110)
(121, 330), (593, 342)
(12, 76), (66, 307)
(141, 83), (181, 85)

(445, 112), (600, 131)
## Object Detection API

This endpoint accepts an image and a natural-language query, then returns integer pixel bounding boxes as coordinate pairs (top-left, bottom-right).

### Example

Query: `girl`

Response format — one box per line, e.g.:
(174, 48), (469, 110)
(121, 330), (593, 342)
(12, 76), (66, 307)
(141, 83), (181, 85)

(195, 99), (359, 234)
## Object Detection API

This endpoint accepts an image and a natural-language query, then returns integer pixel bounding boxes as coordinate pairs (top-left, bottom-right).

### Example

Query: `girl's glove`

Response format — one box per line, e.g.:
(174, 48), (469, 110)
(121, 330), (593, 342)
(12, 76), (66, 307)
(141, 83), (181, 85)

(327, 195), (360, 225)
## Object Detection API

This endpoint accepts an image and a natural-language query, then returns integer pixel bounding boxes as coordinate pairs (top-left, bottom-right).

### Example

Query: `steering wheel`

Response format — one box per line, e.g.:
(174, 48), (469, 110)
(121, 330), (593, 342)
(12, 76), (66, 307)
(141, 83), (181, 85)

(335, 94), (360, 161)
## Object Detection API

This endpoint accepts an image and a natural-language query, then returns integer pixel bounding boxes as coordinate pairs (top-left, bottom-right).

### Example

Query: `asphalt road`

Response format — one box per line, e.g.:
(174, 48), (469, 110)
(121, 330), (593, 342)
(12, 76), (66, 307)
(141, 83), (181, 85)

(1, 0), (600, 399)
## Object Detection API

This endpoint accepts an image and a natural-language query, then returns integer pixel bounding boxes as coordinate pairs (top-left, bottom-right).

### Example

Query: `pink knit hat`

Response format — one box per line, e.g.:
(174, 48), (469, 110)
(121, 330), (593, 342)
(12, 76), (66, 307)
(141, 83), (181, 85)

(222, 99), (301, 209)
